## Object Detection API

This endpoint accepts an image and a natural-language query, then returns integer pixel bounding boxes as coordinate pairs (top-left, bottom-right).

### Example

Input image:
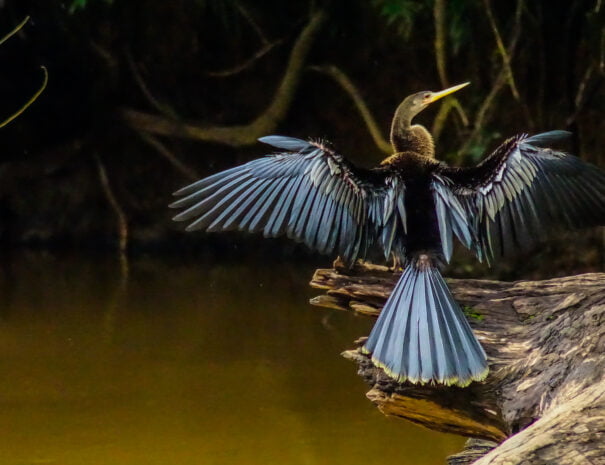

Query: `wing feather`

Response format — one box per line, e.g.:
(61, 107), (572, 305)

(171, 136), (389, 266)
(435, 131), (605, 262)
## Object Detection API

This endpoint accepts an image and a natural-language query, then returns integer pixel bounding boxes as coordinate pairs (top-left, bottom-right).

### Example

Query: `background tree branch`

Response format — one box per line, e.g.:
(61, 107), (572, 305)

(431, 0), (468, 144)
(121, 10), (326, 147)
(309, 64), (391, 154)
(458, 0), (524, 158)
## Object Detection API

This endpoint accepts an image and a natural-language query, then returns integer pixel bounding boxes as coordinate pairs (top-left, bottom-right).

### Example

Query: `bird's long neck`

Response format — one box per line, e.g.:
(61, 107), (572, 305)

(389, 123), (435, 159)
(389, 99), (435, 159)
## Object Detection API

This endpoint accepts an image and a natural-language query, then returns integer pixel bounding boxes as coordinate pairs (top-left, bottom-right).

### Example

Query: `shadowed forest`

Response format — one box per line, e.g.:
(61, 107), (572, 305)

(0, 0), (604, 278)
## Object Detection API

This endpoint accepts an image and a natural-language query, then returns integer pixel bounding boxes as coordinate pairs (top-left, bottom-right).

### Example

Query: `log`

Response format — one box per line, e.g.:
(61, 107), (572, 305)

(309, 262), (605, 465)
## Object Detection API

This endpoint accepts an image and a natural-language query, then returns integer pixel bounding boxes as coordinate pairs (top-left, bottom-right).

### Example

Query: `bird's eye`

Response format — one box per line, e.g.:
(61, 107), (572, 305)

(424, 93), (431, 99)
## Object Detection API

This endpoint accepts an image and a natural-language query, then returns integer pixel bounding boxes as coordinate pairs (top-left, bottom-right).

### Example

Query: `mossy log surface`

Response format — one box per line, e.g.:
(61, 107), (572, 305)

(309, 263), (605, 465)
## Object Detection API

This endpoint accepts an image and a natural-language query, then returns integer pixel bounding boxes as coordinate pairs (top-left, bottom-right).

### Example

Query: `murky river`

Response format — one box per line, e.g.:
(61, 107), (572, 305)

(0, 251), (464, 465)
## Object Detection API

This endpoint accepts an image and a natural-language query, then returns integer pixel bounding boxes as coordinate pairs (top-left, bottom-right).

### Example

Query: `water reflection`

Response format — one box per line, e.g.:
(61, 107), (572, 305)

(0, 252), (464, 465)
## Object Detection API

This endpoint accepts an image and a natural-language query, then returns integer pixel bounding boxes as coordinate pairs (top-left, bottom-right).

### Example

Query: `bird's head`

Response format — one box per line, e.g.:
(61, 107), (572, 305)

(398, 82), (470, 122)
(389, 82), (469, 155)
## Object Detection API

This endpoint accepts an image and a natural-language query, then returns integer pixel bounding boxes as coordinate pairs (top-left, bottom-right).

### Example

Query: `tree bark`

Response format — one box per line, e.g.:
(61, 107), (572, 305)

(310, 263), (605, 465)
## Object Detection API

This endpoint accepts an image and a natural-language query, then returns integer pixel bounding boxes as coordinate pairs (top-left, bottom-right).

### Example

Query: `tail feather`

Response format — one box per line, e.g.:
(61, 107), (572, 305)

(432, 272), (486, 381)
(363, 265), (488, 386)
(384, 270), (414, 376)
(423, 272), (455, 381)
(369, 268), (412, 375)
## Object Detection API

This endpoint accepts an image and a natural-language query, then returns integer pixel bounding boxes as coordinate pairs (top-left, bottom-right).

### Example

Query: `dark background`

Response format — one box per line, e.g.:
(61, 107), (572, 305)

(0, 0), (603, 279)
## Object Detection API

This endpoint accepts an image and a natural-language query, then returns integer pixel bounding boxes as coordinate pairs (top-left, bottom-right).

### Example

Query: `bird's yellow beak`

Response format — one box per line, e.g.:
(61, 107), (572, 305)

(427, 82), (470, 104)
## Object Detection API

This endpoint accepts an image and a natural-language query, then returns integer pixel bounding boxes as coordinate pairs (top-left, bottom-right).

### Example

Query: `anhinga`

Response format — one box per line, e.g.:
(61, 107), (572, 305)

(170, 83), (605, 387)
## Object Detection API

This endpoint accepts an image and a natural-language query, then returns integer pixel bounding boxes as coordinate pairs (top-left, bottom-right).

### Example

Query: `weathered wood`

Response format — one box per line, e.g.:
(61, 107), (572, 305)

(310, 262), (605, 465)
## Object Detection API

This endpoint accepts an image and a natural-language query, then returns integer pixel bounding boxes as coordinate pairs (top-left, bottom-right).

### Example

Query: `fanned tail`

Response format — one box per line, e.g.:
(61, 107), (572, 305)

(362, 264), (488, 386)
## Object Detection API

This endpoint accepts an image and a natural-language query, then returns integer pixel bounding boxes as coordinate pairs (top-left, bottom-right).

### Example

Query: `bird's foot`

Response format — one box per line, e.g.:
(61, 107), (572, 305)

(332, 256), (347, 271)
(388, 255), (404, 272)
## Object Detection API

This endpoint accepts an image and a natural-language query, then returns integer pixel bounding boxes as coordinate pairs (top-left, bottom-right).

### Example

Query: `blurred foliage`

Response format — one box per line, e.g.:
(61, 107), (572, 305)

(371, 0), (426, 38)
(69, 0), (113, 14)
(446, 0), (473, 55)
(372, 0), (472, 54)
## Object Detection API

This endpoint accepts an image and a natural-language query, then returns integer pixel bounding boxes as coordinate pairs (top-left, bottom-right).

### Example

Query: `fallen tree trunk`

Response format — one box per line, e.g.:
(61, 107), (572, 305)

(310, 263), (605, 465)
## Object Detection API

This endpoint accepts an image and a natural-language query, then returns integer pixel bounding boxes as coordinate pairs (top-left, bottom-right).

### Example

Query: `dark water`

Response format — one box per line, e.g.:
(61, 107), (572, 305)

(0, 252), (464, 465)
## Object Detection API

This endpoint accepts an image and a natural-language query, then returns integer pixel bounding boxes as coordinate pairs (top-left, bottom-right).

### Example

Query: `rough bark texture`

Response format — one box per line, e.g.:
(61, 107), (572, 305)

(310, 263), (605, 465)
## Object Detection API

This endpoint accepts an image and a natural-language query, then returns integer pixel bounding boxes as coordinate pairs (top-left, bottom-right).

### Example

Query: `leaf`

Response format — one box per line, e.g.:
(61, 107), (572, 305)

(69, 0), (114, 14)
(371, 0), (427, 38)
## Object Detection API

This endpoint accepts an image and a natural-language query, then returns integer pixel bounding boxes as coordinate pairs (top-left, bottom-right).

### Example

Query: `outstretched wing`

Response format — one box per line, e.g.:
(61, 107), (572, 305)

(435, 131), (605, 262)
(170, 136), (389, 266)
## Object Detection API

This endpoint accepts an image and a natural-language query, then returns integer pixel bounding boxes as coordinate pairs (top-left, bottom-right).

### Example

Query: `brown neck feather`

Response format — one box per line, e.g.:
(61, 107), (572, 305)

(390, 124), (435, 158)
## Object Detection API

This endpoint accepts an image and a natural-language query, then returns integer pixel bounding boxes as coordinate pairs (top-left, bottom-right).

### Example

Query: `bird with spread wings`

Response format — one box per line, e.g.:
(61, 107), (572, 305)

(170, 83), (605, 387)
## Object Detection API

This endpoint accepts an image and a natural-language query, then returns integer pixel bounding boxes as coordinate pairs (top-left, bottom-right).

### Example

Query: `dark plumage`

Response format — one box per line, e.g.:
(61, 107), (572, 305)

(170, 83), (605, 386)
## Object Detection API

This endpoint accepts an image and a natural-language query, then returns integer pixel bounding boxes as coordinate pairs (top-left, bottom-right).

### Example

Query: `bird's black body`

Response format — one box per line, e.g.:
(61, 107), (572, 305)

(386, 159), (442, 262)
(170, 83), (605, 386)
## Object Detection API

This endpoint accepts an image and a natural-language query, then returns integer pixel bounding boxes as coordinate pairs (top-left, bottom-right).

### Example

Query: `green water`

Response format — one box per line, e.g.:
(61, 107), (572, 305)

(0, 252), (464, 465)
